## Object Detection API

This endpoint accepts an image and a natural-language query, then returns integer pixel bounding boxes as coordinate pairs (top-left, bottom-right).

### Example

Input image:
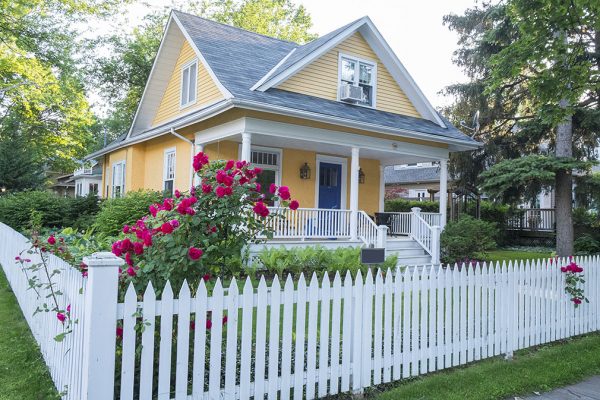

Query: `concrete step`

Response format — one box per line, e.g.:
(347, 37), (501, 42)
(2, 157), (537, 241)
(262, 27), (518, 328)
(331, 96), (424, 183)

(386, 240), (423, 251)
(392, 254), (433, 266)
(387, 248), (427, 256)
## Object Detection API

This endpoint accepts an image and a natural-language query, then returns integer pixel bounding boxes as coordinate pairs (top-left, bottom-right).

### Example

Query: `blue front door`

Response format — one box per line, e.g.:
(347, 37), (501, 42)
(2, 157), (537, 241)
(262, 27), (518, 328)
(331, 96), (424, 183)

(318, 162), (342, 209)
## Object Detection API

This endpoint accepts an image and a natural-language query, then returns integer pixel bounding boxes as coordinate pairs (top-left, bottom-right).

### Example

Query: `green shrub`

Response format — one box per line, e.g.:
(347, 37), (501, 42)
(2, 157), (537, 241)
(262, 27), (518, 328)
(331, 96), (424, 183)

(0, 191), (99, 230)
(574, 234), (600, 255)
(252, 246), (397, 278)
(441, 216), (498, 263)
(93, 190), (164, 236)
(385, 198), (439, 213)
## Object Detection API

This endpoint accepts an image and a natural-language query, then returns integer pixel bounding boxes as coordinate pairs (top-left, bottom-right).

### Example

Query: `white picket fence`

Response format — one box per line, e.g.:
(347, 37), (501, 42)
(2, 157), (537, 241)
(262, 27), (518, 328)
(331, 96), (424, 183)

(0, 222), (88, 399)
(1, 219), (600, 400)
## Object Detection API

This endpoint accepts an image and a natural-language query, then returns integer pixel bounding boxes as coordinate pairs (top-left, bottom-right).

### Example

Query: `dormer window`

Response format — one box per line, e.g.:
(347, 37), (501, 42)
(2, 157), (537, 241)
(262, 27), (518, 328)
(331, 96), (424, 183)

(338, 54), (376, 107)
(180, 60), (197, 107)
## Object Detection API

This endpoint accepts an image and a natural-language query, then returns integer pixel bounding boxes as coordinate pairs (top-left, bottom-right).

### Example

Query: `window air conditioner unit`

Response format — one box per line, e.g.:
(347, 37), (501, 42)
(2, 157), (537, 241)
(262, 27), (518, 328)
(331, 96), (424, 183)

(340, 83), (364, 102)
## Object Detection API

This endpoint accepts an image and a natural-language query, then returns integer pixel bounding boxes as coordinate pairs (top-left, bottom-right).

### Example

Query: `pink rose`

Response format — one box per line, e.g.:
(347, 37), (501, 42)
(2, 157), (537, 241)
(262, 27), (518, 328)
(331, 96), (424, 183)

(116, 326), (123, 338)
(206, 319), (212, 330)
(278, 186), (291, 200)
(126, 266), (136, 277)
(149, 205), (158, 217)
(161, 222), (174, 234)
(57, 312), (66, 323)
(202, 184), (212, 194)
(269, 183), (277, 194)
(203, 274), (211, 282)
(125, 252), (133, 266)
(111, 241), (123, 257)
(289, 200), (299, 210)
(188, 247), (203, 260)
(225, 160), (235, 171)
(133, 242), (144, 255)
(174, 189), (181, 198)
(215, 186), (226, 198)
(123, 225), (130, 234)
(47, 236), (56, 245)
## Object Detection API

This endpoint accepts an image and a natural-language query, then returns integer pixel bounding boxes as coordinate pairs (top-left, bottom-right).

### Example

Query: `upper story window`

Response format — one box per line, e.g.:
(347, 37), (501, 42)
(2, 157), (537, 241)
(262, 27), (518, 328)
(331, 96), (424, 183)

(163, 148), (176, 195)
(338, 54), (376, 107)
(180, 60), (198, 108)
(112, 161), (126, 198)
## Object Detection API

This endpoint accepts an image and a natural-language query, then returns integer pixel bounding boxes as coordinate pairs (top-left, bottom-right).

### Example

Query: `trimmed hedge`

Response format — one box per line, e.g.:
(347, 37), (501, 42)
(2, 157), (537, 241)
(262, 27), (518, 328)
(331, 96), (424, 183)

(0, 191), (99, 231)
(92, 190), (164, 236)
(384, 198), (439, 213)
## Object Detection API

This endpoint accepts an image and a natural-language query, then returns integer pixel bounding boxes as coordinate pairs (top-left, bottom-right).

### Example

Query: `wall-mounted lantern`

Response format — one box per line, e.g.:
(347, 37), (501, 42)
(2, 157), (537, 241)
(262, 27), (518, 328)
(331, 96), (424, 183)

(300, 162), (311, 180)
(358, 168), (365, 184)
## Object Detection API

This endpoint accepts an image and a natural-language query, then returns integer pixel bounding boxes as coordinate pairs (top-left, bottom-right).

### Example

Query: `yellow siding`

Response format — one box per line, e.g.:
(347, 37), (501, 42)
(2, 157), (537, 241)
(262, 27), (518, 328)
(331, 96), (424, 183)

(152, 40), (224, 126)
(102, 140), (381, 214)
(105, 149), (127, 198)
(277, 32), (421, 118)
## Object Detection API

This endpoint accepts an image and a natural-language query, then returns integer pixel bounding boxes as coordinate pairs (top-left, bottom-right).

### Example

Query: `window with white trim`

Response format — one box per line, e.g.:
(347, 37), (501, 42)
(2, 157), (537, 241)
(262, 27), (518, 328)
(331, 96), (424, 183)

(339, 54), (376, 107)
(111, 161), (126, 198)
(163, 148), (176, 195)
(180, 60), (197, 107)
(250, 147), (281, 206)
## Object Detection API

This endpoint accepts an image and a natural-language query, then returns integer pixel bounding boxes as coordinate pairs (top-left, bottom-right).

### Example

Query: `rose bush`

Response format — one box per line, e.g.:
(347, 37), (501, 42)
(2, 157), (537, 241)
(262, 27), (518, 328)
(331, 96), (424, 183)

(111, 153), (299, 293)
(560, 257), (588, 307)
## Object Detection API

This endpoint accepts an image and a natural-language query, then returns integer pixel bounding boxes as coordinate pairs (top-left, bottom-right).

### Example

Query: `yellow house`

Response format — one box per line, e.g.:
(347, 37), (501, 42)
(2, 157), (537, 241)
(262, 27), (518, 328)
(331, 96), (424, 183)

(86, 11), (480, 264)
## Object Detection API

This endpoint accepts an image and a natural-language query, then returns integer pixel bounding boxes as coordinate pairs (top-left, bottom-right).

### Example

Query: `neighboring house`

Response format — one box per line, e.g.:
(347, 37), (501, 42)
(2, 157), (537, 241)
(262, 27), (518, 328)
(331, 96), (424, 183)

(384, 162), (455, 201)
(86, 10), (480, 264)
(49, 173), (75, 197)
(72, 161), (103, 197)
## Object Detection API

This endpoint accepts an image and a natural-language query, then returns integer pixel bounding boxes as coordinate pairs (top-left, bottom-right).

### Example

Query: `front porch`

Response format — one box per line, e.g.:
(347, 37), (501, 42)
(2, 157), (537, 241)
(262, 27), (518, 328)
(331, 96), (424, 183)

(195, 116), (455, 265)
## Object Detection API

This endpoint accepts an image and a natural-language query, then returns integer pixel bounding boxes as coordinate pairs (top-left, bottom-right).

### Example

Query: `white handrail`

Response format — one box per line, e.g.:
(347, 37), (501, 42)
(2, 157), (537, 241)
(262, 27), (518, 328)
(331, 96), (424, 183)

(357, 211), (378, 247)
(383, 212), (442, 236)
(410, 208), (441, 264)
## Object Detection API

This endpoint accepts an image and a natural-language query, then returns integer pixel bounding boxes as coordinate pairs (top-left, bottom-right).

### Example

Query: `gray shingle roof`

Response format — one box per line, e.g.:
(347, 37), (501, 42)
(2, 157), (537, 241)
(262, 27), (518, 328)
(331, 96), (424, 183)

(139, 11), (478, 146)
(385, 166), (447, 185)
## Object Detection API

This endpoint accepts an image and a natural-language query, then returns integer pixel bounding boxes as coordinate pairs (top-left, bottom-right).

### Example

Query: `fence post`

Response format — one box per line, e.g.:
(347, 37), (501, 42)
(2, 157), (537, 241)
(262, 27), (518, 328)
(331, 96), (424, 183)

(431, 226), (441, 264)
(376, 225), (388, 249)
(81, 252), (123, 400)
(410, 207), (421, 239)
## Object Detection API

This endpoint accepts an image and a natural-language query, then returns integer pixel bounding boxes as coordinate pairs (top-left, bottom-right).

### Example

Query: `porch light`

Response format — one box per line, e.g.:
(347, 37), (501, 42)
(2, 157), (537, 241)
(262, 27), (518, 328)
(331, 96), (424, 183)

(358, 168), (365, 184)
(300, 162), (311, 179)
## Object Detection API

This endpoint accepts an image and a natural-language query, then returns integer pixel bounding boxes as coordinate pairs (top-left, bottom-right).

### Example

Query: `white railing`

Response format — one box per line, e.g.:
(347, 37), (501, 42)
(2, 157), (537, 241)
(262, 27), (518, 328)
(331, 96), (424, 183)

(410, 207), (441, 263)
(507, 208), (556, 232)
(264, 207), (352, 239)
(84, 255), (600, 399)
(0, 223), (88, 400)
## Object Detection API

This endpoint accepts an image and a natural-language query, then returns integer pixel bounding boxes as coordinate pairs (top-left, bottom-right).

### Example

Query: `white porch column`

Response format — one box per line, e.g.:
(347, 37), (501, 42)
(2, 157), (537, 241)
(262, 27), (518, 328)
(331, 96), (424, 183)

(350, 147), (360, 241)
(379, 164), (385, 212)
(192, 142), (204, 187)
(241, 132), (252, 162)
(439, 158), (448, 228)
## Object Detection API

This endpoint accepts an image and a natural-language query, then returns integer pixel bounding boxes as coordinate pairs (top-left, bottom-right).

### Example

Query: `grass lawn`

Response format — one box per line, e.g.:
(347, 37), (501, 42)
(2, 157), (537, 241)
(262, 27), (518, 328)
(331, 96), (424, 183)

(370, 333), (600, 400)
(478, 249), (553, 263)
(0, 268), (59, 400)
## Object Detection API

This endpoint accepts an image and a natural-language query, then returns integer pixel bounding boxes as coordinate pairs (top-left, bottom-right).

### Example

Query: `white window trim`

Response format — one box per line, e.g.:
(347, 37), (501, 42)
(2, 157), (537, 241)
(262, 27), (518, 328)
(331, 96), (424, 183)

(337, 52), (377, 109)
(180, 59), (198, 109)
(111, 161), (126, 198)
(163, 147), (176, 190)
(314, 154), (348, 209)
(237, 144), (283, 185)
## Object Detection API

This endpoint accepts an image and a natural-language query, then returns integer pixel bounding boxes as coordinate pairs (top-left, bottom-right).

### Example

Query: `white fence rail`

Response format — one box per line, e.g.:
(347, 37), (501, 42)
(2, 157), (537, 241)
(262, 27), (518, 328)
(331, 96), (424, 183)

(2, 220), (600, 400)
(0, 223), (88, 400)
(262, 207), (352, 240)
(409, 208), (441, 263)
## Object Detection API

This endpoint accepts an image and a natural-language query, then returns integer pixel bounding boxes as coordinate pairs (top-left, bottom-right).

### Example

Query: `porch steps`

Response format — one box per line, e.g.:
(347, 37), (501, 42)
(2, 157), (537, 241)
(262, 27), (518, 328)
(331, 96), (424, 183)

(385, 237), (433, 266)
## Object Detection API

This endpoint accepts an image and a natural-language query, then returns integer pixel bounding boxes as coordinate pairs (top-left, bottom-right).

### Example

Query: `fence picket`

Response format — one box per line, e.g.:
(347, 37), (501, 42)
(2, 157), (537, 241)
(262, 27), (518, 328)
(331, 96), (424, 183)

(293, 274), (307, 400)
(208, 280), (224, 400)
(362, 269), (374, 387)
(306, 273), (320, 400)
(373, 270), (383, 385)
(175, 281), (191, 400)
(225, 279), (239, 400)
(267, 276), (281, 400)
(318, 273), (331, 397)
(254, 277), (268, 400)
(341, 271), (353, 392)
(239, 278), (253, 400)
(192, 280), (207, 399)
(157, 282), (174, 400)
(330, 273), (342, 394)
(140, 282), (156, 400)
(383, 269), (393, 382)
(120, 283), (137, 400)
(280, 275), (294, 400)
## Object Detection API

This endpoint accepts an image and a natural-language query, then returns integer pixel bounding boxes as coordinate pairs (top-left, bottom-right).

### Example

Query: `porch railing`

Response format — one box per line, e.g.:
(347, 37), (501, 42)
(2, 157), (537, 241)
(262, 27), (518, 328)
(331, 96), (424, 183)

(357, 210), (380, 247)
(409, 208), (441, 264)
(265, 207), (352, 240)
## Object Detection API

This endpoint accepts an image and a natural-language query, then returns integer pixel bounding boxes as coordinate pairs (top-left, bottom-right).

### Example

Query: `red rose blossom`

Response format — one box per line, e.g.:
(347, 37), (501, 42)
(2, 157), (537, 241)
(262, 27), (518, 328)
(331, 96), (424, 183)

(47, 236), (56, 245)
(188, 247), (203, 260)
(289, 200), (299, 210)
(161, 222), (174, 234)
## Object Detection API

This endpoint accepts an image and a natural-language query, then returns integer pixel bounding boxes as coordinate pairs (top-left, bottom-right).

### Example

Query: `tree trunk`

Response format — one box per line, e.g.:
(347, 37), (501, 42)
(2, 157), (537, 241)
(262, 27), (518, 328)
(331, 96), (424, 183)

(555, 99), (574, 256)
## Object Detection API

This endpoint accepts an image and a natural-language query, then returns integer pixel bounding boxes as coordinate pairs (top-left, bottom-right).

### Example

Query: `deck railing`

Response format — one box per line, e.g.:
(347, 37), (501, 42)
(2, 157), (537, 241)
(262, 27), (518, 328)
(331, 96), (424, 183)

(409, 208), (441, 264)
(378, 212), (442, 236)
(507, 208), (555, 232)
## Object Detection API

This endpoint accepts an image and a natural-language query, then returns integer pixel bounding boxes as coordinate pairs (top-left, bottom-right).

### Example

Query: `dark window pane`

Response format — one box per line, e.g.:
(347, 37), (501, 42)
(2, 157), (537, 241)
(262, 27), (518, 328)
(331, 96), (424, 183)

(256, 170), (276, 205)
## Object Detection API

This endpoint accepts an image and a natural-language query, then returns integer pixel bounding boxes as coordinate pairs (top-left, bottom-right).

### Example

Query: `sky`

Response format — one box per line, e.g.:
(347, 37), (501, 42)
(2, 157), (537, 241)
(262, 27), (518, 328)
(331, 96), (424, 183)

(94, 0), (477, 111)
